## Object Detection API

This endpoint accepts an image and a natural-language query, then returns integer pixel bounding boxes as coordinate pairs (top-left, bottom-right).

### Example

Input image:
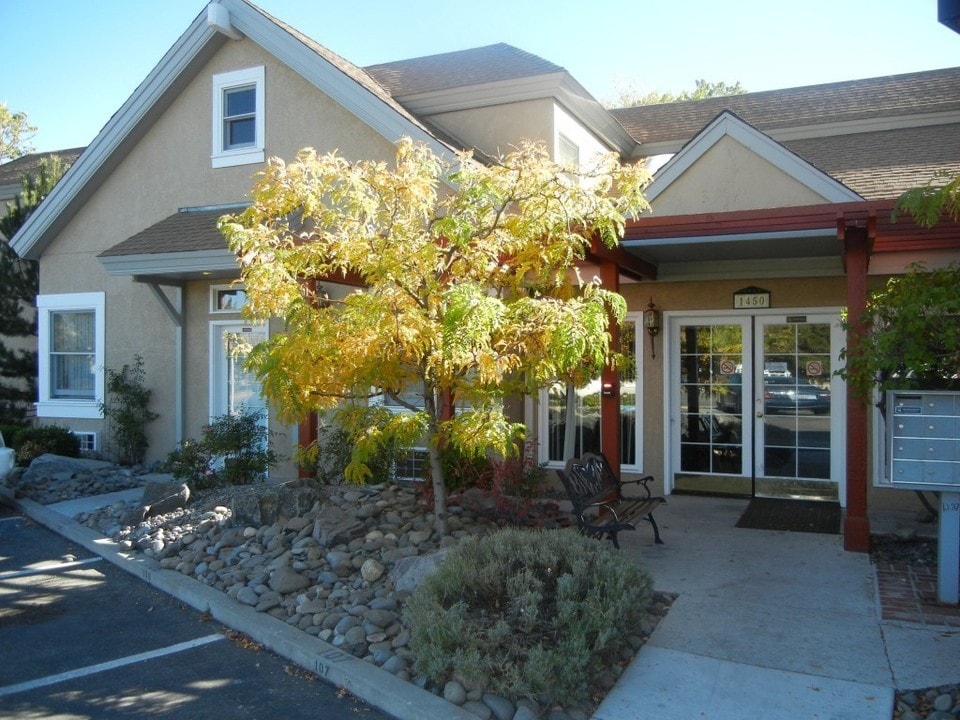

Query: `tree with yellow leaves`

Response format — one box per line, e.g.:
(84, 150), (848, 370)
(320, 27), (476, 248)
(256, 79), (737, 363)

(220, 139), (650, 537)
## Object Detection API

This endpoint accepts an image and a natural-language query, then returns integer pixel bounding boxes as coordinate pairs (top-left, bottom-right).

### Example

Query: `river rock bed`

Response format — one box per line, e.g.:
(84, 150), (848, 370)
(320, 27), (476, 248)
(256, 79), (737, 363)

(3, 455), (148, 504)
(71, 477), (670, 720)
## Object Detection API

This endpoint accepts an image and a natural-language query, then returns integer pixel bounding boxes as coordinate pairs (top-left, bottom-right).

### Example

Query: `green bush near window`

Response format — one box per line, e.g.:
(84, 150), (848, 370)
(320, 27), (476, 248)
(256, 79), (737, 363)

(403, 527), (653, 707)
(99, 355), (158, 465)
(13, 425), (81, 465)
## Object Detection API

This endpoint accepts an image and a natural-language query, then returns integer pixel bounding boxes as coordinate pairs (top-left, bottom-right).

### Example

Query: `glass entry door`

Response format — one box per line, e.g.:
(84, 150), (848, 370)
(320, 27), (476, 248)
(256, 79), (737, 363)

(211, 322), (268, 423)
(672, 313), (841, 499)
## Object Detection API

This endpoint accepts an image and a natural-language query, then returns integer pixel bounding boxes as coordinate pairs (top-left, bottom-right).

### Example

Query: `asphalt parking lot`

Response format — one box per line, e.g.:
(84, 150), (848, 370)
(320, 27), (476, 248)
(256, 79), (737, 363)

(0, 503), (394, 720)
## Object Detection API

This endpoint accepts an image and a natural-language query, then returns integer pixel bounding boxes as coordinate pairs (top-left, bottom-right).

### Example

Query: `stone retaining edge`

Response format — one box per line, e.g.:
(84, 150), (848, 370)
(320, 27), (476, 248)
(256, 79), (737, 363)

(0, 486), (476, 720)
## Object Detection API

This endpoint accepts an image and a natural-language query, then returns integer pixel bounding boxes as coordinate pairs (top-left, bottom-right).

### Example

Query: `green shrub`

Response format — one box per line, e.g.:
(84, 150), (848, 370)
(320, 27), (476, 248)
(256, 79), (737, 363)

(297, 418), (401, 485)
(163, 409), (279, 489)
(403, 527), (653, 706)
(99, 355), (159, 465)
(14, 425), (81, 465)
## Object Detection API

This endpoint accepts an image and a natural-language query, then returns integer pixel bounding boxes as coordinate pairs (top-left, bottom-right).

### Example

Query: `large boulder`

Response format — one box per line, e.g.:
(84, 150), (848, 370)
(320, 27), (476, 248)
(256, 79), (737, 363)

(312, 504), (363, 547)
(141, 479), (190, 518)
(21, 454), (115, 483)
(389, 548), (451, 593)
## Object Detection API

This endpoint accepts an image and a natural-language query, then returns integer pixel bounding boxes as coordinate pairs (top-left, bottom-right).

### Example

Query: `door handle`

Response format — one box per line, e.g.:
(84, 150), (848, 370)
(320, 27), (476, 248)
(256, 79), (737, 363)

(756, 412), (764, 419)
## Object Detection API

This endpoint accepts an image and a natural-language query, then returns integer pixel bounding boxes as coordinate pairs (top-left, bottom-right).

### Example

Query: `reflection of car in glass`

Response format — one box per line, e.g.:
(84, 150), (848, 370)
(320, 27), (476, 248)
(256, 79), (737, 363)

(763, 377), (831, 414)
(717, 374), (830, 415)
(0, 431), (14, 481)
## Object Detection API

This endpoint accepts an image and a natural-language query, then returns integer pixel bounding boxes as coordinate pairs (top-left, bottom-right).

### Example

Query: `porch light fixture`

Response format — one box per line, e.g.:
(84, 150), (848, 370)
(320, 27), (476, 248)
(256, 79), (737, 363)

(644, 299), (661, 359)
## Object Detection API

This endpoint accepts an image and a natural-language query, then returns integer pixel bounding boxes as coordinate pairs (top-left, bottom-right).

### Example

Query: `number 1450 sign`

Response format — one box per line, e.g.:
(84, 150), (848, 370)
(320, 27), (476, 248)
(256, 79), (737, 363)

(734, 292), (770, 309)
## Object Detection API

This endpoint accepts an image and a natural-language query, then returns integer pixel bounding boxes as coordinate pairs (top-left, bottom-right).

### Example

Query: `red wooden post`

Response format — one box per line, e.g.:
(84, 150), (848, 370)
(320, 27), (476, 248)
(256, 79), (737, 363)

(842, 223), (872, 552)
(598, 261), (621, 474)
(297, 413), (318, 478)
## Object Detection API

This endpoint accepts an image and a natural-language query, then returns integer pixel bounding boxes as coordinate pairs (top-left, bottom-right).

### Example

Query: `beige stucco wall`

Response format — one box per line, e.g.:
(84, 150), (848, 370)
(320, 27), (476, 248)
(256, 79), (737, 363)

(37, 38), (402, 467)
(651, 136), (830, 215)
(426, 98), (557, 159)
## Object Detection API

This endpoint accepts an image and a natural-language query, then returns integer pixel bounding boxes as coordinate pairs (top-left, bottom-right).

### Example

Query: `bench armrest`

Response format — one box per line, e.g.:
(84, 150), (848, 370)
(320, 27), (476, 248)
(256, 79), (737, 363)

(619, 474), (655, 498)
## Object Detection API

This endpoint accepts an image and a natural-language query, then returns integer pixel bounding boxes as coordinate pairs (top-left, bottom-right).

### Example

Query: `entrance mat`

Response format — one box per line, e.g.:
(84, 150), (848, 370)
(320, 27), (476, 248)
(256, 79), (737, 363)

(735, 498), (841, 534)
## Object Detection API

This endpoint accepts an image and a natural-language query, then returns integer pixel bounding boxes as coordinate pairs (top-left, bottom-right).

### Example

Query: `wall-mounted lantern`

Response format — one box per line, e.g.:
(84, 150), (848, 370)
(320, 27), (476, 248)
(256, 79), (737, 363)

(644, 299), (661, 359)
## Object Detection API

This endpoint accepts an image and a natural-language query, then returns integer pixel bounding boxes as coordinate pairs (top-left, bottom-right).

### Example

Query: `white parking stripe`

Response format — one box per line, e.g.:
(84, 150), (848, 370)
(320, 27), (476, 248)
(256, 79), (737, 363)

(0, 557), (102, 580)
(0, 634), (226, 697)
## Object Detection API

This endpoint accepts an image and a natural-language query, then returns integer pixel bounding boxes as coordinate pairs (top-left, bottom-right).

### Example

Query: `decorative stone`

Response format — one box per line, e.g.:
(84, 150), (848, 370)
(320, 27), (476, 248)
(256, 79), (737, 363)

(482, 693), (515, 720)
(360, 558), (385, 582)
(462, 700), (492, 719)
(444, 680), (467, 705)
(268, 565), (309, 594)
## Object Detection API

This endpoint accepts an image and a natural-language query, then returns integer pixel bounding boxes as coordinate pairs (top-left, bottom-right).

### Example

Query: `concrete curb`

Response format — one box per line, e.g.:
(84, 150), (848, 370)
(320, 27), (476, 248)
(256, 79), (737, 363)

(0, 485), (476, 720)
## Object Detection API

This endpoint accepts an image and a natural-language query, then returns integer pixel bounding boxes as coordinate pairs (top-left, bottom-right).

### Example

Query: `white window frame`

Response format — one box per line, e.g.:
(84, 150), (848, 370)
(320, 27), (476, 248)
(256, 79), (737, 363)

(210, 284), (248, 313)
(37, 292), (105, 419)
(538, 314), (642, 470)
(212, 66), (265, 169)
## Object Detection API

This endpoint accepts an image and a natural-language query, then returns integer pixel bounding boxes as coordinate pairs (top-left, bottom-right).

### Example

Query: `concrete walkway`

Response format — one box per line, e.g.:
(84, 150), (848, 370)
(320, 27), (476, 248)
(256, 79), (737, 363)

(4, 486), (959, 720)
(597, 495), (960, 720)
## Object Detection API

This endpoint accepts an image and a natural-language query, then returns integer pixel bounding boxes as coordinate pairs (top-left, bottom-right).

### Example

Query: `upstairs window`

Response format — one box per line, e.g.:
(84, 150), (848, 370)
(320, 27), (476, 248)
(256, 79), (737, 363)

(212, 66), (264, 168)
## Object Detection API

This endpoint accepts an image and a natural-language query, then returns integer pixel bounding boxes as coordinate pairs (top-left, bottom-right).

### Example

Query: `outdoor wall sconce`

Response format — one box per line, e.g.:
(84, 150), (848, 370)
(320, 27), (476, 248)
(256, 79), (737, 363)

(644, 299), (661, 359)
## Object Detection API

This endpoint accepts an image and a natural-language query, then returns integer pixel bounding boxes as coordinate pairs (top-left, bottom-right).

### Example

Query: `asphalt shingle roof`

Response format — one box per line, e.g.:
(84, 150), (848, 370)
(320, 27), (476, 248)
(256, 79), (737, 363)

(98, 208), (233, 257)
(364, 43), (564, 97)
(783, 123), (960, 200)
(611, 67), (960, 146)
(0, 147), (85, 186)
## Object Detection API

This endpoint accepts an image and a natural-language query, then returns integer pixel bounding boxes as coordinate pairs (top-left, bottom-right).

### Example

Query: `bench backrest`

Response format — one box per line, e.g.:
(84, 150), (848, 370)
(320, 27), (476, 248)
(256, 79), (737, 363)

(559, 454), (617, 512)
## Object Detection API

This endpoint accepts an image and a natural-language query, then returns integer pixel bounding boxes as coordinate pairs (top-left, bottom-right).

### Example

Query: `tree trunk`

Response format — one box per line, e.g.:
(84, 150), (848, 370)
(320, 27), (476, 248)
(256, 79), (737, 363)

(427, 443), (449, 538)
(423, 385), (449, 538)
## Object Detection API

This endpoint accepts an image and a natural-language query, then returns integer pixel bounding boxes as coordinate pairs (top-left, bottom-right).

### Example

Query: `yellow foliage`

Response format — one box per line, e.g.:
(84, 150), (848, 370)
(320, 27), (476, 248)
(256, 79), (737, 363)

(219, 138), (649, 528)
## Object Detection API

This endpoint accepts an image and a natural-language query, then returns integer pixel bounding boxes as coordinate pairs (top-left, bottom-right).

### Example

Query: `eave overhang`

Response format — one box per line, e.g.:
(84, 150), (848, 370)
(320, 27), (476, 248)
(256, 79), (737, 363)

(622, 200), (960, 281)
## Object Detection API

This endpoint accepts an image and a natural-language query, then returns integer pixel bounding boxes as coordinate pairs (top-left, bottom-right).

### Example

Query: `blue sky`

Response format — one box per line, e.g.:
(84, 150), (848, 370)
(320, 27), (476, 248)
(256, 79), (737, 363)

(1, 0), (958, 153)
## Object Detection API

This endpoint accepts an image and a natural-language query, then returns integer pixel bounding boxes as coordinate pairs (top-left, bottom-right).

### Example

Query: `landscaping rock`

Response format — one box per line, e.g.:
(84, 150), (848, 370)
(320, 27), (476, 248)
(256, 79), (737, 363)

(142, 480), (190, 518)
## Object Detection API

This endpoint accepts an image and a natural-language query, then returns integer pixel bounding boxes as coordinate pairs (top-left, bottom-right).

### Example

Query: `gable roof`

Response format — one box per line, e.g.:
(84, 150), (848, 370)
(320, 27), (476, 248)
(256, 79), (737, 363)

(783, 123), (960, 200)
(647, 111), (863, 205)
(9, 0), (459, 262)
(365, 43), (565, 97)
(611, 66), (960, 148)
(366, 43), (636, 155)
(0, 148), (85, 186)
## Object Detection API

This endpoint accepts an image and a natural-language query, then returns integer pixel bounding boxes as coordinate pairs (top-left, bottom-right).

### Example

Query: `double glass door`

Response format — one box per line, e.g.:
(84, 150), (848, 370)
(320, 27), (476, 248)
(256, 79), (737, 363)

(672, 313), (841, 500)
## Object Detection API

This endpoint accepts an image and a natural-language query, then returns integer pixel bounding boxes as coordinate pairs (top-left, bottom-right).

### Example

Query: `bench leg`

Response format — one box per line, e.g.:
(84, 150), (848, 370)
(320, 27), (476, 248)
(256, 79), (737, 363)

(607, 530), (622, 550)
(644, 513), (664, 544)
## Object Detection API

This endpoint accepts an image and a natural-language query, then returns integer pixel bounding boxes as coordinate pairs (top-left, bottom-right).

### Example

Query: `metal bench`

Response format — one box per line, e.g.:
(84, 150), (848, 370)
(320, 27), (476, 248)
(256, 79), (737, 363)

(557, 452), (665, 549)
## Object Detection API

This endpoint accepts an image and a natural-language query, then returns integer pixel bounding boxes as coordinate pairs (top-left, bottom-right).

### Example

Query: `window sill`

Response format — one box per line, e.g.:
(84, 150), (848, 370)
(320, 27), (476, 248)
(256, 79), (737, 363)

(212, 148), (264, 169)
(36, 400), (103, 420)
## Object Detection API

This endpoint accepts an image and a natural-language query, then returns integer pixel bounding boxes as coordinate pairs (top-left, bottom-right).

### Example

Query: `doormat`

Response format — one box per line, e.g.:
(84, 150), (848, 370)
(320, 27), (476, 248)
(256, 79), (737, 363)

(735, 498), (841, 534)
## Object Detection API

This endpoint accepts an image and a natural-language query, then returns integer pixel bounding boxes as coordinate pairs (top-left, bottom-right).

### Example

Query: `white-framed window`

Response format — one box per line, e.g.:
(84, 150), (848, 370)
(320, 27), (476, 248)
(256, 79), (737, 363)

(538, 318), (640, 470)
(37, 292), (105, 419)
(210, 284), (248, 313)
(212, 66), (265, 169)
